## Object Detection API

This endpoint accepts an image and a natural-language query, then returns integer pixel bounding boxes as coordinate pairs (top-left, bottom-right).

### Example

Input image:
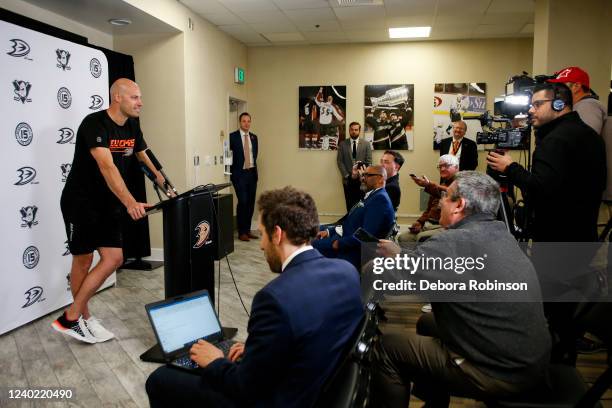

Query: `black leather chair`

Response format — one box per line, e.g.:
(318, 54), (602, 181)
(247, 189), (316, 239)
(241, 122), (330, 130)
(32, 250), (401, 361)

(313, 302), (381, 408)
(486, 303), (611, 408)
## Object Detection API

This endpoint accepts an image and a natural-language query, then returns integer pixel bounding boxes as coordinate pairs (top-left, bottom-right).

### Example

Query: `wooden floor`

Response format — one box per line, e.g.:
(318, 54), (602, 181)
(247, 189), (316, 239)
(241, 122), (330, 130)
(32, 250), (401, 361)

(0, 237), (609, 407)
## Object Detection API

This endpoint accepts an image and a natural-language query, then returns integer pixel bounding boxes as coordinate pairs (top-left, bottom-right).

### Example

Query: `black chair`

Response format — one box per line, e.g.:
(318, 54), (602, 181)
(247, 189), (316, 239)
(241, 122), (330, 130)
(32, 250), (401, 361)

(313, 302), (381, 408)
(486, 303), (611, 408)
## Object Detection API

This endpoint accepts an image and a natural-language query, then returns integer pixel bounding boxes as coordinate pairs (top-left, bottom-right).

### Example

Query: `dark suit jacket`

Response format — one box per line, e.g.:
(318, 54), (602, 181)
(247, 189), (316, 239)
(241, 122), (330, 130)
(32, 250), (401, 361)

(333, 188), (395, 267)
(439, 137), (478, 171)
(230, 130), (258, 183)
(337, 136), (372, 180)
(203, 249), (363, 407)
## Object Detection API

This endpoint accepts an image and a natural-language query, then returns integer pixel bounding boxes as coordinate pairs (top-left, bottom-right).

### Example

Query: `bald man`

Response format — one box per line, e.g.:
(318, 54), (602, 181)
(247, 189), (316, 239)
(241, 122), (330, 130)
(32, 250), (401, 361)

(54, 78), (168, 343)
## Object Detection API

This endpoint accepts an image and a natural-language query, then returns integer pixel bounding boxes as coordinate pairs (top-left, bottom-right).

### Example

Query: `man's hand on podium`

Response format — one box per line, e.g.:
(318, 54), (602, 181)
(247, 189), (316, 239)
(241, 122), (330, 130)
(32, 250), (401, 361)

(126, 201), (152, 220)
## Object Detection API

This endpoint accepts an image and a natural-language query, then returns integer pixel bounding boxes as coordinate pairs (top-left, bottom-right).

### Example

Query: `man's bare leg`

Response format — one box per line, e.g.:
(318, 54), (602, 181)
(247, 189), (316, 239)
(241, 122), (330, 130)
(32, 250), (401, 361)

(65, 247), (123, 321)
(68, 253), (93, 319)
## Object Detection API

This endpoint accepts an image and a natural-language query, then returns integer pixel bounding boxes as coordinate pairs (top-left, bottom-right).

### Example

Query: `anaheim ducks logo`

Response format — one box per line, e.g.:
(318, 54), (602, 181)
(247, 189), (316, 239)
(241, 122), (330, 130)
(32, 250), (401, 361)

(193, 220), (211, 248)
(7, 39), (30, 58)
(89, 95), (103, 110)
(57, 127), (75, 144)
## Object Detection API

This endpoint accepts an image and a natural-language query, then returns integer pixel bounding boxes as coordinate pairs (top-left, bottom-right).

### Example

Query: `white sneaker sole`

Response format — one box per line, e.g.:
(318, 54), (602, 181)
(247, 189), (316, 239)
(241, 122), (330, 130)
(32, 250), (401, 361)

(51, 321), (97, 344)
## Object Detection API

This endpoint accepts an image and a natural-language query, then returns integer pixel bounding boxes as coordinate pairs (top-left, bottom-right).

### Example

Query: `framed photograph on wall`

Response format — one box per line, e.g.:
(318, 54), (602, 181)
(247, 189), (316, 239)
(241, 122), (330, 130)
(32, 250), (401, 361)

(298, 85), (346, 150)
(364, 84), (414, 150)
(433, 82), (486, 149)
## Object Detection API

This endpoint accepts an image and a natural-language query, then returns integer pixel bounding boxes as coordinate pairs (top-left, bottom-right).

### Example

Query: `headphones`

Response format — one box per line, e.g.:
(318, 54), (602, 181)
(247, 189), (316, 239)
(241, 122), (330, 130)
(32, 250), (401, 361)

(551, 85), (566, 112)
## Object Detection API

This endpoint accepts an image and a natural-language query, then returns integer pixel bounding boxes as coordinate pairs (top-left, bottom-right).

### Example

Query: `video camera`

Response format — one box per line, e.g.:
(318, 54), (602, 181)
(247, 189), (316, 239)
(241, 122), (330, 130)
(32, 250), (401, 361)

(465, 72), (556, 150)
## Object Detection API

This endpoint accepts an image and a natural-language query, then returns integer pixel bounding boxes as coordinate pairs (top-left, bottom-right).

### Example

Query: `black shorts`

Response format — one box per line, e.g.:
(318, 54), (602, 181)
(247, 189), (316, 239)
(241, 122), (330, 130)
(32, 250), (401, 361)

(61, 204), (122, 255)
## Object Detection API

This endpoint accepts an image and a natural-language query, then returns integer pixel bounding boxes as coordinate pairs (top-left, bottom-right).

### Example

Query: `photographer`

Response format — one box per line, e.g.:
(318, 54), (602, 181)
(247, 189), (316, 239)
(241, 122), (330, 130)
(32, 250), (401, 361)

(487, 82), (605, 243)
(487, 82), (606, 363)
(337, 121), (372, 211)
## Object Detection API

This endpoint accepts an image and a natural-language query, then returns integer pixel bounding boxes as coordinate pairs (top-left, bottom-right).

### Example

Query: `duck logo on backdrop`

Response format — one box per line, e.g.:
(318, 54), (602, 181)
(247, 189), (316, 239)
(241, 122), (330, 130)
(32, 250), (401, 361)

(15, 122), (33, 146)
(56, 49), (71, 71)
(61, 163), (72, 182)
(20, 206), (38, 228)
(7, 39), (31, 59)
(22, 286), (45, 308)
(15, 166), (37, 185)
(57, 127), (75, 144)
(13, 80), (32, 103)
(57, 87), (72, 109)
(89, 95), (104, 110)
(90, 58), (102, 78)
(23, 246), (40, 269)
(193, 220), (212, 248)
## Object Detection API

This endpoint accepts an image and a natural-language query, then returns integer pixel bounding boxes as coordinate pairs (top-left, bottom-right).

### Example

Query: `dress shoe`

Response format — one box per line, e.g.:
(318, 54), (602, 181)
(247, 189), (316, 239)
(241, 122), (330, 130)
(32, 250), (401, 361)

(238, 234), (250, 242)
(247, 232), (259, 239)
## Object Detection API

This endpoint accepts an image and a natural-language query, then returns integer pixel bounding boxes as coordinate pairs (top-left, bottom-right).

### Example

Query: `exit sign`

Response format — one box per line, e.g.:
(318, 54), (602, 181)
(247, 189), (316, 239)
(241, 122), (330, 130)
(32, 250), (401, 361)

(234, 67), (245, 84)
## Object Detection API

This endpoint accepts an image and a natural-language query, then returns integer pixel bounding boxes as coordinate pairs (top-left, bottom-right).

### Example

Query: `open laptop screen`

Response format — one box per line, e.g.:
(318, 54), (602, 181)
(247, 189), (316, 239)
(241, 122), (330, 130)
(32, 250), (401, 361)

(148, 292), (222, 354)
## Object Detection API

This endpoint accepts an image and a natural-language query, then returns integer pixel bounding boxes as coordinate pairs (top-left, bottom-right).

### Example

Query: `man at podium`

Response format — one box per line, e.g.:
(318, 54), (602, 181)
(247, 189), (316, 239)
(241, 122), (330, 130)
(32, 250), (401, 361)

(53, 78), (169, 344)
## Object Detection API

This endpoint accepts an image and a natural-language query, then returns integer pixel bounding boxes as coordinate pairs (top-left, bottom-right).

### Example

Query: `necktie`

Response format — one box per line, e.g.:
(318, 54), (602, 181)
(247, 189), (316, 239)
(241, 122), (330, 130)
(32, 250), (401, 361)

(243, 133), (251, 169)
(352, 140), (357, 160)
(452, 140), (460, 155)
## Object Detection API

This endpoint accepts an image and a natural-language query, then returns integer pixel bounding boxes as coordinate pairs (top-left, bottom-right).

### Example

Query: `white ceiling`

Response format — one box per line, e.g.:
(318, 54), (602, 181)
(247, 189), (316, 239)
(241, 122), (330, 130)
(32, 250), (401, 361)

(180, 0), (535, 46)
(18, 0), (179, 35)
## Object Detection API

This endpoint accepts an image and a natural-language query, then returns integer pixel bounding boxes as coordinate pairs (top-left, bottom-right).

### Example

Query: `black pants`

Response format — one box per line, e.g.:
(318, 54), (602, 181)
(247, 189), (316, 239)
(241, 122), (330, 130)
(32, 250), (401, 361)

(146, 366), (235, 408)
(342, 178), (362, 212)
(232, 169), (257, 235)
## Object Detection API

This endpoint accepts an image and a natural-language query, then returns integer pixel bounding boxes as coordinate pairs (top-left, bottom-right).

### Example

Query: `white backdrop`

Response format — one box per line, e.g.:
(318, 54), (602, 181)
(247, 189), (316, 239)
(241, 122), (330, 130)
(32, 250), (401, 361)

(0, 19), (114, 335)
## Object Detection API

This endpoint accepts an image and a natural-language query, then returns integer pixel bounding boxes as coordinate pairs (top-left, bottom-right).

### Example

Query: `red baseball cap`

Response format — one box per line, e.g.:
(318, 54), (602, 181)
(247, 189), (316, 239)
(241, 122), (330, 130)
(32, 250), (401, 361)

(548, 66), (590, 88)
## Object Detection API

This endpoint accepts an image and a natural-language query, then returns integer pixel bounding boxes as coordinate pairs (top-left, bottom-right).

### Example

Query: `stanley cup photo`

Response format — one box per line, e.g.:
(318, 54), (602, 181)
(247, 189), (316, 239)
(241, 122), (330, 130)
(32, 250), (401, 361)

(364, 84), (414, 150)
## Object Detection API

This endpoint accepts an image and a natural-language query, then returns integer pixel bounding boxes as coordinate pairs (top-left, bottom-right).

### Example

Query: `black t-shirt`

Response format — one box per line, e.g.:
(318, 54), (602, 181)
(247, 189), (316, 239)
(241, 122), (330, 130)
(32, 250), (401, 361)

(62, 110), (147, 217)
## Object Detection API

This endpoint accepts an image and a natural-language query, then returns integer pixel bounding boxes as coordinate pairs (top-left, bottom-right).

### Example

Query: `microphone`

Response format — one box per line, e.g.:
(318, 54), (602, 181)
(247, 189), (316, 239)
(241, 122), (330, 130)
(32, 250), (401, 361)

(144, 149), (178, 195)
(139, 161), (156, 182)
(146, 149), (163, 170)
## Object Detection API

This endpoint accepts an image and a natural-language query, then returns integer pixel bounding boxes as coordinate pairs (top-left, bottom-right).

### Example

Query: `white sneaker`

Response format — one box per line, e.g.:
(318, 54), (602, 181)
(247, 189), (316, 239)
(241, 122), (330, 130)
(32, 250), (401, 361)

(421, 303), (432, 313)
(51, 315), (98, 344)
(84, 316), (115, 342)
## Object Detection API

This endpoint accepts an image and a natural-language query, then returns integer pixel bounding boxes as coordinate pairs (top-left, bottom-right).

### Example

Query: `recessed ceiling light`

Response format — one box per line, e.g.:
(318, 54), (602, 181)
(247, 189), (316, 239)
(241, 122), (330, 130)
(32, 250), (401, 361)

(108, 18), (132, 26)
(389, 26), (431, 39)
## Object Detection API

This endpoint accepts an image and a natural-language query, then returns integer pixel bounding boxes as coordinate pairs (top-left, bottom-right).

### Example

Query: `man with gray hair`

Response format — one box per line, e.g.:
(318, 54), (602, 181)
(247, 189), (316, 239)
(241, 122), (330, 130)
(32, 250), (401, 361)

(399, 154), (459, 242)
(371, 171), (550, 407)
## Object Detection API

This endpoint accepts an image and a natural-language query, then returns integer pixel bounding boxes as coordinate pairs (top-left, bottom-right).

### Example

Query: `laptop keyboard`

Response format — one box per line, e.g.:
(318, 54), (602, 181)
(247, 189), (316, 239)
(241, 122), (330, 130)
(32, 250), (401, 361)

(172, 340), (236, 369)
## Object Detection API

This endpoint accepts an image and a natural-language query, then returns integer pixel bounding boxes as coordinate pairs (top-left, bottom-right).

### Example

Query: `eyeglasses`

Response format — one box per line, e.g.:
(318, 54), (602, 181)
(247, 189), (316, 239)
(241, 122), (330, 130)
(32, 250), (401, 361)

(529, 99), (553, 109)
(363, 173), (383, 178)
(437, 164), (451, 169)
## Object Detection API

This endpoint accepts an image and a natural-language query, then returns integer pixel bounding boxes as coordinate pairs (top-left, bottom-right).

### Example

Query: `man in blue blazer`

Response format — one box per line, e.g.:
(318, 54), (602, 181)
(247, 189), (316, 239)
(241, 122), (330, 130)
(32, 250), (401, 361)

(230, 112), (259, 241)
(313, 164), (395, 269)
(146, 187), (364, 407)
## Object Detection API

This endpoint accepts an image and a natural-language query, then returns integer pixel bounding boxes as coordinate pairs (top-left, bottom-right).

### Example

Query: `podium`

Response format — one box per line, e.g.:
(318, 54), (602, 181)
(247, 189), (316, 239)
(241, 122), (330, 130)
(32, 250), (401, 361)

(147, 184), (234, 303)
(140, 184), (236, 364)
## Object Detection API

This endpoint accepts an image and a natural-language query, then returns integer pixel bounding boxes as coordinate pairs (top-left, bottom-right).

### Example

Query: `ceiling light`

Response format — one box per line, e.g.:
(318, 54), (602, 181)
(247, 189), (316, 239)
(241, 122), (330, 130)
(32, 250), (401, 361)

(388, 27), (431, 39)
(108, 18), (132, 26)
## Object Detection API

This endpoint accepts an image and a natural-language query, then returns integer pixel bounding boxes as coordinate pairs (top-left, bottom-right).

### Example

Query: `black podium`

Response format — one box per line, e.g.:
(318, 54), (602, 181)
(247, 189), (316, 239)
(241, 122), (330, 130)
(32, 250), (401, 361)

(140, 184), (236, 363)
(148, 184), (234, 302)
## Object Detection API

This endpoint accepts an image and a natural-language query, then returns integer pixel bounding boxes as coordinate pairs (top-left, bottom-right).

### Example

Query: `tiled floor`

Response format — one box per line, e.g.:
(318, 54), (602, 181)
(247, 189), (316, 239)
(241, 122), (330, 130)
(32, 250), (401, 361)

(0, 237), (609, 407)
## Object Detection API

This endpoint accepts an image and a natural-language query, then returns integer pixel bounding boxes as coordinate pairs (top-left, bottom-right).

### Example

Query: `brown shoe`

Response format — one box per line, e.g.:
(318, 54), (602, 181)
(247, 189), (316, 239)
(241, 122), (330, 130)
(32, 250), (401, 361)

(247, 232), (259, 239)
(238, 234), (250, 242)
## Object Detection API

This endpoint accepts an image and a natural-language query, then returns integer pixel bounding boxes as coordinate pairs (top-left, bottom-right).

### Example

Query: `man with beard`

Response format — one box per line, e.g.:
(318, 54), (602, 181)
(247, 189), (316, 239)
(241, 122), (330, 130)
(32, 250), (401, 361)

(389, 108), (412, 150)
(146, 187), (363, 408)
(487, 82), (606, 363)
(313, 165), (395, 269)
(337, 121), (372, 211)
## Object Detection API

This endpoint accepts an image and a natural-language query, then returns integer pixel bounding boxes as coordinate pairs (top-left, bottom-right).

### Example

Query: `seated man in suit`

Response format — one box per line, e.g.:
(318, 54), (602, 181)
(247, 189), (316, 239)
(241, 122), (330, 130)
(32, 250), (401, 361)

(146, 187), (363, 408)
(313, 165), (395, 269)
(439, 120), (478, 170)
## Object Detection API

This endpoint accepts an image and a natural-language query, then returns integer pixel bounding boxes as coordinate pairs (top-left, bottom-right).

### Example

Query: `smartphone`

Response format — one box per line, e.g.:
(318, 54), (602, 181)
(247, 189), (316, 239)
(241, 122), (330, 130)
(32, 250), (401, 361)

(409, 173), (416, 177)
(353, 227), (380, 243)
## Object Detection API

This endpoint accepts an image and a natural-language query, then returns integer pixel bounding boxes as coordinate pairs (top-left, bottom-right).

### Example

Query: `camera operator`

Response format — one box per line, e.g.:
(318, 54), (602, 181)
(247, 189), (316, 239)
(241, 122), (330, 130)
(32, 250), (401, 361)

(337, 121), (372, 211)
(487, 82), (606, 363)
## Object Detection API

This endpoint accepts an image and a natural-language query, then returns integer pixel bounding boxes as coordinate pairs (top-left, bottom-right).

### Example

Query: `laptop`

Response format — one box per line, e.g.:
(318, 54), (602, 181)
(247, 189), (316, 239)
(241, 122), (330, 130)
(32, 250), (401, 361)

(145, 289), (236, 372)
